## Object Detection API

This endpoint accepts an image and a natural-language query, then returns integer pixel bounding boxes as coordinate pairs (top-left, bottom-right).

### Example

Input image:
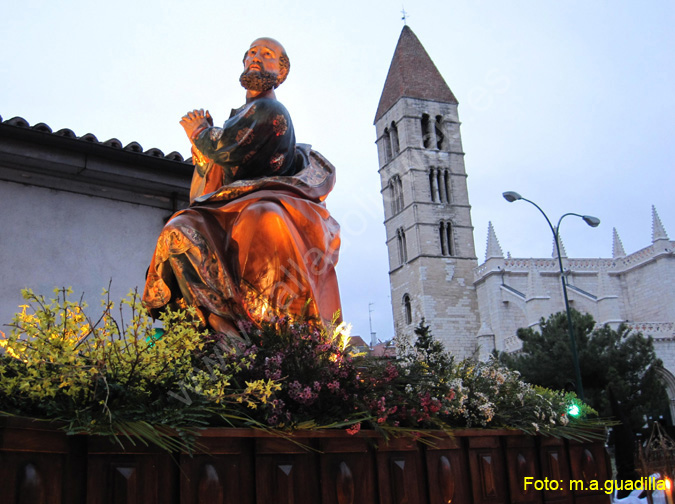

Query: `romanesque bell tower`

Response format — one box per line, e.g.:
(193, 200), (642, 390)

(375, 26), (482, 357)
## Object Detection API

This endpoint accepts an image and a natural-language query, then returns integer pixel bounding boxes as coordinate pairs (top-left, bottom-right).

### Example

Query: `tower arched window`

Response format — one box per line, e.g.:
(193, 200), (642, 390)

(429, 168), (451, 203)
(397, 227), (407, 264)
(443, 169), (451, 203)
(389, 178), (397, 215)
(390, 121), (399, 154)
(439, 221), (454, 256)
(436, 169), (446, 203)
(383, 127), (392, 162)
(403, 294), (412, 325)
(390, 175), (404, 214)
(421, 114), (433, 149)
(428, 169), (436, 202)
(395, 175), (403, 212)
(435, 115), (447, 150)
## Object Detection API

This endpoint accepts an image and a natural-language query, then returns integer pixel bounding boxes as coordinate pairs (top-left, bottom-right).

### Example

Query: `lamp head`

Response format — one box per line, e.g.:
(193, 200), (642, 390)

(502, 191), (522, 203)
(582, 215), (601, 228)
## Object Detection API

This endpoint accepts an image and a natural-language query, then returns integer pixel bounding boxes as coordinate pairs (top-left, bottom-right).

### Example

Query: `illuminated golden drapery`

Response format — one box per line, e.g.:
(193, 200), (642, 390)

(143, 145), (342, 327)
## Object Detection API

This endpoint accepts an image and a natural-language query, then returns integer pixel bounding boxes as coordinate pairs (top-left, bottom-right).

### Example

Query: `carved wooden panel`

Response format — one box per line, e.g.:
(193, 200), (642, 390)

(254, 438), (320, 504)
(0, 454), (72, 504)
(0, 419), (70, 504)
(567, 440), (611, 504)
(425, 437), (472, 504)
(505, 435), (542, 504)
(375, 437), (427, 504)
(468, 436), (508, 504)
(179, 437), (254, 504)
(319, 437), (377, 504)
(539, 436), (574, 504)
(0, 419), (615, 504)
(86, 453), (178, 504)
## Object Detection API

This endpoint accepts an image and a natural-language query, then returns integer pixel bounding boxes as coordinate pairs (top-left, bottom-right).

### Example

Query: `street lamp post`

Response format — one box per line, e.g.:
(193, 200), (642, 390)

(502, 191), (600, 401)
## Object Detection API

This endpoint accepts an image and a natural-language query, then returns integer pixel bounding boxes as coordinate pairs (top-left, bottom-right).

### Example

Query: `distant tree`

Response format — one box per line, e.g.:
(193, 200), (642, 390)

(498, 309), (668, 432)
(413, 319), (454, 370)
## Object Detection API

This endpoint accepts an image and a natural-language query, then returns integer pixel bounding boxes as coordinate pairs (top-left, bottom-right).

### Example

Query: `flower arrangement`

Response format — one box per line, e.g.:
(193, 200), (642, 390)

(0, 289), (607, 452)
(0, 288), (276, 451)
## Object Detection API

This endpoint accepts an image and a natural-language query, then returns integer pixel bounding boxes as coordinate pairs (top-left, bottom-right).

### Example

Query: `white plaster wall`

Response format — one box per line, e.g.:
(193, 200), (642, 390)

(0, 180), (170, 328)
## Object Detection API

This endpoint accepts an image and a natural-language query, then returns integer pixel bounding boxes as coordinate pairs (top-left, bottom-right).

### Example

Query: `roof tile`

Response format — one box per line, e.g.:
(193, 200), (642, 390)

(1, 115), (190, 163)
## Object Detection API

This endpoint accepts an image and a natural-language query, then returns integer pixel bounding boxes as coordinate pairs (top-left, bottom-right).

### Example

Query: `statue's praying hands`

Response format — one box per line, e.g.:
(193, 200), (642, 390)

(180, 109), (213, 139)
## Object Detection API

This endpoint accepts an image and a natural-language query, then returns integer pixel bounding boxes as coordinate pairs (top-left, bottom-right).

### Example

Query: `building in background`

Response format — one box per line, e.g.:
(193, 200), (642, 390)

(373, 26), (481, 357)
(374, 27), (675, 419)
(0, 115), (192, 326)
(474, 211), (675, 417)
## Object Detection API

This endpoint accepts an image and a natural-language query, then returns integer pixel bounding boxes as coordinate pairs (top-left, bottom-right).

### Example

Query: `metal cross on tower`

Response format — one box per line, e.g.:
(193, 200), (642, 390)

(401, 6), (408, 25)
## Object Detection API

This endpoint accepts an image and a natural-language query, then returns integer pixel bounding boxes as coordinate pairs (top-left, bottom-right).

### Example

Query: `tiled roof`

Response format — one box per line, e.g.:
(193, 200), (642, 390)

(348, 336), (368, 347)
(0, 114), (193, 210)
(374, 26), (458, 123)
(0, 114), (188, 163)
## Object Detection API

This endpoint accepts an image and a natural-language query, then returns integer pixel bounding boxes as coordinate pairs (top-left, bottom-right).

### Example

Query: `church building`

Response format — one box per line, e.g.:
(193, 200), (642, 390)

(374, 25), (482, 357)
(374, 26), (675, 419)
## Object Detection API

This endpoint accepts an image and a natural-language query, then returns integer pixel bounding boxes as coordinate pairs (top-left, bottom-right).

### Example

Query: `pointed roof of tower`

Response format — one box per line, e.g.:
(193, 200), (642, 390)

(375, 26), (458, 123)
(485, 222), (504, 260)
(652, 205), (669, 242)
(612, 228), (626, 258)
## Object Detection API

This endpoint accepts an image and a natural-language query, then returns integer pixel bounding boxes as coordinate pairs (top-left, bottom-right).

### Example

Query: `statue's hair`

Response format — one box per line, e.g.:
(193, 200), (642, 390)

(277, 53), (290, 86)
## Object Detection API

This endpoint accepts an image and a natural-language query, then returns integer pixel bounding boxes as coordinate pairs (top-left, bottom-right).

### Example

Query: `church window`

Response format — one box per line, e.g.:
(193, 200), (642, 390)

(439, 221), (454, 256)
(383, 127), (392, 162)
(390, 121), (399, 154)
(435, 115), (448, 150)
(444, 170), (451, 203)
(435, 115), (446, 150)
(436, 169), (446, 202)
(390, 175), (404, 214)
(421, 114), (433, 148)
(389, 179), (397, 215)
(439, 222), (446, 255)
(429, 169), (436, 202)
(403, 294), (412, 325)
(429, 168), (451, 203)
(396, 176), (403, 211)
(397, 227), (408, 264)
(446, 222), (453, 255)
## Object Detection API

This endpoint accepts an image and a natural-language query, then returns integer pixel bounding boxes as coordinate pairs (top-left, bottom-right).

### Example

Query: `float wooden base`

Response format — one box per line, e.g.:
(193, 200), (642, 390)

(0, 416), (611, 504)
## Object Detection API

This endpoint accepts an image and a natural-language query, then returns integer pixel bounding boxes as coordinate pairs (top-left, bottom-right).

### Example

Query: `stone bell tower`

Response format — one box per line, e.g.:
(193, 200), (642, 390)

(374, 26), (482, 357)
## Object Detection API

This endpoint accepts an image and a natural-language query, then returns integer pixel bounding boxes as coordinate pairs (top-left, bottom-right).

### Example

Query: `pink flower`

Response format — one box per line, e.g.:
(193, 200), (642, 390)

(346, 423), (361, 435)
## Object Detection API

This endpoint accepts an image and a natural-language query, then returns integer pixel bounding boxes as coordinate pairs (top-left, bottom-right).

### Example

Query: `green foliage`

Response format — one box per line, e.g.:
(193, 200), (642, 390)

(353, 320), (609, 440)
(0, 288), (277, 451)
(498, 309), (668, 432)
(0, 291), (613, 450)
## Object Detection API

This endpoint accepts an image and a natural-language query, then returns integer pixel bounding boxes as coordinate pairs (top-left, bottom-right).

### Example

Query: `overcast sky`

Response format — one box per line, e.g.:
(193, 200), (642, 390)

(2, 0), (673, 341)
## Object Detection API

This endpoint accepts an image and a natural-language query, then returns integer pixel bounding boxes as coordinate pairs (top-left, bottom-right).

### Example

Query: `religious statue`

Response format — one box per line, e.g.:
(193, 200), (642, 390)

(142, 37), (342, 343)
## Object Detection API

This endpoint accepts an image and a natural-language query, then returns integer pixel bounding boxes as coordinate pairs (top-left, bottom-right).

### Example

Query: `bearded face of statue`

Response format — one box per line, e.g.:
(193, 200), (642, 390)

(240, 38), (290, 92)
(239, 69), (279, 92)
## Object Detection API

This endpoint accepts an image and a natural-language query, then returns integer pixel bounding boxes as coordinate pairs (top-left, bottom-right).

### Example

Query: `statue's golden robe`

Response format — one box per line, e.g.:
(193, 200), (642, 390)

(142, 98), (341, 326)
